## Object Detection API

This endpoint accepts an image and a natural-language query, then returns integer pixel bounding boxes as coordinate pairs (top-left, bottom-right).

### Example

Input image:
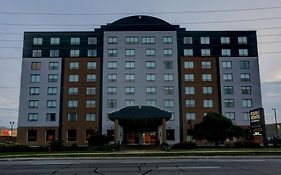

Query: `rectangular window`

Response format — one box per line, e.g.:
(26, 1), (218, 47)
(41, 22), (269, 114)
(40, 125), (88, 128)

(87, 61), (96, 69)
(202, 61), (211, 69)
(184, 74), (194, 82)
(32, 50), (42, 57)
(125, 61), (135, 69)
(86, 74), (96, 82)
(68, 87), (78, 95)
(30, 74), (40, 83)
(46, 113), (56, 122)
(242, 86), (252, 94)
(87, 50), (97, 57)
(146, 86), (156, 95)
(107, 74), (117, 82)
(108, 36), (118, 44)
(125, 49), (135, 56)
(201, 49), (211, 56)
(202, 74), (212, 82)
(163, 49), (173, 56)
(86, 100), (96, 108)
(49, 62), (59, 70)
(69, 62), (79, 69)
(86, 87), (96, 95)
(186, 99), (195, 108)
(50, 50), (59, 57)
(185, 87), (195, 95)
(146, 61), (156, 69)
(67, 130), (77, 141)
(47, 87), (57, 95)
(225, 99), (235, 107)
(164, 100), (174, 108)
(239, 49), (248, 56)
(224, 86), (234, 94)
(48, 74), (58, 82)
(221, 37), (230, 44)
(240, 61), (250, 69)
(125, 74), (135, 81)
(29, 100), (39, 108)
(70, 50), (80, 57)
(145, 49), (156, 56)
(146, 74), (156, 82)
(107, 86), (117, 95)
(164, 86), (174, 95)
(107, 99), (117, 108)
(85, 113), (96, 121)
(88, 37), (97, 45)
(186, 112), (196, 121)
(203, 86), (213, 94)
(200, 37), (210, 44)
(222, 61), (232, 69)
(125, 37), (139, 44)
(242, 99), (252, 107)
(108, 49), (118, 57)
(125, 99), (135, 106)
(238, 37), (247, 44)
(163, 61), (173, 69)
(203, 100), (213, 108)
(184, 61), (194, 69)
(70, 37), (80, 45)
(225, 112), (235, 120)
(125, 87), (135, 95)
(243, 112), (250, 121)
(146, 99), (157, 106)
(33, 37), (43, 45)
(164, 74), (174, 81)
(240, 73), (251, 82)
(68, 100), (78, 108)
(183, 37), (193, 44)
(69, 75), (79, 82)
(107, 61), (117, 69)
(183, 49), (193, 56)
(30, 87), (39, 95)
(221, 49), (231, 56)
(27, 130), (37, 142)
(50, 37), (60, 45)
(163, 36), (173, 44)
(141, 36), (155, 44)
(46, 130), (55, 141)
(31, 62), (41, 70)
(47, 100), (57, 108)
(28, 113), (38, 122)
(223, 73), (233, 82)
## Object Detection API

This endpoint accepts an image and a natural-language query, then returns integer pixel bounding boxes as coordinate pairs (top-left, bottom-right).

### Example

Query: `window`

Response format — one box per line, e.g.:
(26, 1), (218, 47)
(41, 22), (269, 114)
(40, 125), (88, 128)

(141, 36), (155, 44)
(224, 86), (234, 94)
(69, 75), (79, 82)
(243, 112), (250, 121)
(108, 49), (117, 57)
(164, 74), (174, 81)
(203, 86), (213, 94)
(107, 74), (117, 82)
(225, 99), (235, 107)
(163, 49), (173, 56)
(164, 100), (174, 108)
(163, 61), (173, 69)
(87, 50), (97, 57)
(223, 73), (233, 82)
(125, 49), (135, 56)
(145, 49), (156, 56)
(86, 74), (96, 82)
(201, 49), (211, 56)
(183, 37), (193, 44)
(108, 36), (117, 44)
(202, 61), (211, 69)
(28, 113), (38, 122)
(49, 62), (59, 70)
(50, 50), (59, 57)
(70, 50), (80, 57)
(48, 74), (58, 82)
(242, 99), (252, 107)
(184, 61), (194, 69)
(186, 100), (195, 108)
(146, 74), (156, 81)
(107, 86), (117, 95)
(69, 62), (79, 69)
(125, 61), (135, 69)
(70, 37), (80, 45)
(164, 86), (174, 95)
(31, 62), (41, 70)
(67, 113), (77, 122)
(239, 49), (248, 56)
(125, 87), (135, 95)
(87, 61), (96, 69)
(33, 37), (42, 45)
(185, 87), (195, 95)
(125, 99), (135, 106)
(86, 100), (96, 108)
(163, 36), (173, 44)
(238, 37), (247, 44)
(50, 37), (60, 45)
(221, 37), (230, 44)
(125, 37), (139, 44)
(46, 130), (55, 141)
(146, 61), (156, 69)
(46, 113), (56, 122)
(88, 37), (97, 45)
(68, 100), (78, 108)
(146, 86), (156, 95)
(85, 113), (96, 121)
(86, 87), (96, 95)
(67, 130), (77, 141)
(68, 87), (78, 95)
(107, 99), (117, 108)
(166, 129), (175, 141)
(225, 112), (235, 120)
(30, 74), (40, 83)
(125, 74), (135, 81)
(27, 130), (37, 142)
(146, 99), (157, 106)
(32, 50), (42, 57)
(29, 100), (39, 108)
(47, 87), (57, 95)
(242, 86), (252, 94)
(240, 73), (251, 82)
(183, 49), (193, 56)
(184, 74), (194, 82)
(222, 61), (232, 69)
(107, 61), (117, 69)
(221, 49), (231, 56)
(200, 37), (210, 44)
(47, 100), (57, 108)
(186, 112), (196, 121)
(204, 100), (213, 108)
(202, 74), (212, 82)
(30, 87), (39, 95)
(240, 61), (250, 69)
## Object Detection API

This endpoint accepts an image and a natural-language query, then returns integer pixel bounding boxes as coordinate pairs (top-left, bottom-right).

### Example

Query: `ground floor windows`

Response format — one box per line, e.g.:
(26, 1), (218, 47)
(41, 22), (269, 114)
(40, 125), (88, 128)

(46, 130), (55, 142)
(67, 130), (77, 141)
(27, 130), (37, 142)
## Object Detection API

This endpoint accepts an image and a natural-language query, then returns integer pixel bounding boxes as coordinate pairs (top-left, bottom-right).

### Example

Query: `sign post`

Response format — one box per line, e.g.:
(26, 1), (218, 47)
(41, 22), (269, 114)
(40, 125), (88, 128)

(250, 108), (267, 146)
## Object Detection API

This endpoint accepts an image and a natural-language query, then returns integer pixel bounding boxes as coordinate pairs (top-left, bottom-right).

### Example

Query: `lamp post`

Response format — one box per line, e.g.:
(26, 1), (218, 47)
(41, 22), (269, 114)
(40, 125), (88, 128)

(272, 108), (278, 135)
(9, 121), (14, 142)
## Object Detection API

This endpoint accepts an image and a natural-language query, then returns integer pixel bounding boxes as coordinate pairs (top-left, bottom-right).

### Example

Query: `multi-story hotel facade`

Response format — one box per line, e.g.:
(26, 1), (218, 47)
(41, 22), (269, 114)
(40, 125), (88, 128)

(17, 15), (262, 146)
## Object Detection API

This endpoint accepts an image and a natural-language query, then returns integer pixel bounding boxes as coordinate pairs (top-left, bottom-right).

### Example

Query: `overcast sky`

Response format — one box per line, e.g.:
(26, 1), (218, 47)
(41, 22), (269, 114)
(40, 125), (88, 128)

(0, 0), (280, 128)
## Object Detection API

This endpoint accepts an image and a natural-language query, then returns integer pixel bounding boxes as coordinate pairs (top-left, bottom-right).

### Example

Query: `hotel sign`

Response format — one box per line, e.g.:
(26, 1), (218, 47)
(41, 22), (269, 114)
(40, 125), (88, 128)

(250, 108), (264, 128)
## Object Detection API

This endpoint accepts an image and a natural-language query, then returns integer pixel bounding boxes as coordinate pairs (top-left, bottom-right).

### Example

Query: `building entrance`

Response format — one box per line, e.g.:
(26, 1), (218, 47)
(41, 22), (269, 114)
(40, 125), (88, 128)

(126, 131), (157, 145)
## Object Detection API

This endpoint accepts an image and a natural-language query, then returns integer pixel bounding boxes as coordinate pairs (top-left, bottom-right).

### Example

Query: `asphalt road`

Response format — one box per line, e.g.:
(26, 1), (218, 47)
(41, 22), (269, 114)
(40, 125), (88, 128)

(0, 156), (281, 175)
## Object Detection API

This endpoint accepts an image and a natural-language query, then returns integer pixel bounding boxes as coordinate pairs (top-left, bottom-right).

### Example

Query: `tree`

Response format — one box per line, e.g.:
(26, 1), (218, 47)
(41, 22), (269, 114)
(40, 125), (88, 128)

(193, 112), (244, 146)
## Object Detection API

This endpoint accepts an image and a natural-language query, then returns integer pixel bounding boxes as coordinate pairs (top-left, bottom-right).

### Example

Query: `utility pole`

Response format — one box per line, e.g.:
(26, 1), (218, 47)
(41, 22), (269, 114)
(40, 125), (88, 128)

(272, 108), (278, 135)
(9, 121), (14, 142)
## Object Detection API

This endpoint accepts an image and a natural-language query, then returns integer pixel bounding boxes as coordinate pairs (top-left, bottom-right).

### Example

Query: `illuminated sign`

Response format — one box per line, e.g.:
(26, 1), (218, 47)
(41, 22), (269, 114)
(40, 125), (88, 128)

(250, 108), (264, 128)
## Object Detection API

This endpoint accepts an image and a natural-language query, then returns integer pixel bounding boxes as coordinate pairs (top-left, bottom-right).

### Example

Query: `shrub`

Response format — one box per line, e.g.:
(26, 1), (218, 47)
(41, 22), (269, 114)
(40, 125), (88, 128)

(171, 142), (197, 149)
(234, 141), (261, 148)
(88, 134), (110, 146)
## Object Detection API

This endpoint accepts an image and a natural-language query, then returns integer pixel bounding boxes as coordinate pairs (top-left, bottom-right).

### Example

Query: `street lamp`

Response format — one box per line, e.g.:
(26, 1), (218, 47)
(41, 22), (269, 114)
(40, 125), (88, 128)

(9, 121), (14, 141)
(272, 108), (278, 136)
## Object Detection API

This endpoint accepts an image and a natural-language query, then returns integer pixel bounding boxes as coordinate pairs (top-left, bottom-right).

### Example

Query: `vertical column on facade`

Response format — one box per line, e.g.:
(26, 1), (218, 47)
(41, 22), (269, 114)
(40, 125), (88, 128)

(162, 118), (167, 144)
(114, 119), (119, 144)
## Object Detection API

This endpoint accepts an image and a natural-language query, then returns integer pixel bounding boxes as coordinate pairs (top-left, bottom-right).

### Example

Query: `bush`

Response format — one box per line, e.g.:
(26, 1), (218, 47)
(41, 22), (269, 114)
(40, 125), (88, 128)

(234, 141), (261, 148)
(171, 142), (197, 149)
(88, 134), (110, 147)
(89, 144), (114, 152)
(161, 143), (171, 151)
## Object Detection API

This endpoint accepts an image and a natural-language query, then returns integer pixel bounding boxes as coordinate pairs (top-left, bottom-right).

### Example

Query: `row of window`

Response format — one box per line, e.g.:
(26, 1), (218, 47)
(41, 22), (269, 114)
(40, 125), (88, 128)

(29, 87), (97, 96)
(222, 60), (250, 69)
(184, 86), (252, 95)
(107, 48), (174, 57)
(106, 86), (175, 95)
(186, 112), (250, 121)
(183, 36), (248, 45)
(224, 99), (253, 108)
(104, 73), (176, 82)
(28, 99), (96, 108)
(33, 37), (97, 45)
(107, 60), (174, 69)
(185, 99), (214, 108)
(185, 99), (252, 108)
(108, 36), (173, 45)
(223, 86), (252, 95)
(184, 73), (251, 82)
(183, 48), (248, 57)
(106, 99), (175, 108)
(184, 60), (250, 70)
(32, 49), (97, 58)
(30, 74), (97, 83)
(31, 61), (97, 70)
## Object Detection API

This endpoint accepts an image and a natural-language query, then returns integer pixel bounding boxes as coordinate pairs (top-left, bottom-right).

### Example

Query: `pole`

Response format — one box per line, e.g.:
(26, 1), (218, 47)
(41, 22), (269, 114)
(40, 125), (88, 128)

(9, 121), (14, 142)
(272, 108), (278, 135)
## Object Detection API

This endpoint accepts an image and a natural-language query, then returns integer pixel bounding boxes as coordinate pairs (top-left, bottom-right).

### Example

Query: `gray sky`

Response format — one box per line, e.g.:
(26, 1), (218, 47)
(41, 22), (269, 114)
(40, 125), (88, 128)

(0, 0), (280, 128)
